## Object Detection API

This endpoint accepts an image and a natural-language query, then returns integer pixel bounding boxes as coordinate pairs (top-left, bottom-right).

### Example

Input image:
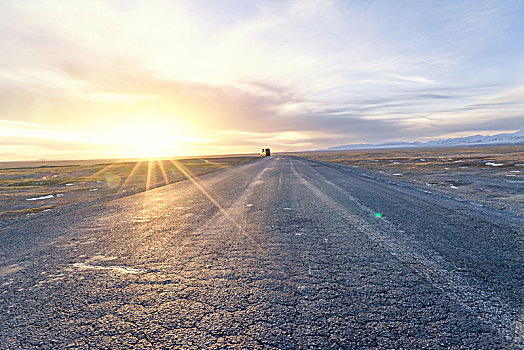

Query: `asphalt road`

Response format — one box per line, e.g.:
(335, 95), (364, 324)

(1, 156), (522, 349)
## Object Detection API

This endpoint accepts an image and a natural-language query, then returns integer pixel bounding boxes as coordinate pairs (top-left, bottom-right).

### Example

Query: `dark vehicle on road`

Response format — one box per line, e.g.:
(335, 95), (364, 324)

(261, 148), (271, 157)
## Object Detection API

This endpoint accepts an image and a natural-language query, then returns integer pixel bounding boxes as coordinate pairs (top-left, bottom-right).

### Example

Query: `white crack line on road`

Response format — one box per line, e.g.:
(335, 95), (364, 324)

(290, 158), (524, 347)
(0, 263), (24, 276)
(73, 262), (144, 274)
(72, 255), (144, 274)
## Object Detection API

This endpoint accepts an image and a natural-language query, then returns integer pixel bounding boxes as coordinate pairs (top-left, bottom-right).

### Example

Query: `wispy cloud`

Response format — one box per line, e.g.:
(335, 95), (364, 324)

(0, 119), (51, 129)
(385, 73), (435, 85)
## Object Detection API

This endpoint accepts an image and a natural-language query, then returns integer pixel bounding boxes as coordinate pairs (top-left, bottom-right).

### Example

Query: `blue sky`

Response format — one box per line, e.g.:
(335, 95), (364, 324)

(0, 0), (523, 160)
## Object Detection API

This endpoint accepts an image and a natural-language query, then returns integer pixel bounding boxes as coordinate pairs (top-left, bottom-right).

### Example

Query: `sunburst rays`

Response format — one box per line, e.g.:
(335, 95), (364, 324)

(120, 160), (143, 191)
(157, 159), (170, 186)
(168, 159), (253, 241)
(86, 156), (249, 238)
(145, 159), (155, 191)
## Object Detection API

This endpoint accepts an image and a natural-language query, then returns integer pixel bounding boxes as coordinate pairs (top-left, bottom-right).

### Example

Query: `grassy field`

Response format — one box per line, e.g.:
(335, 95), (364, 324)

(0, 156), (257, 223)
(292, 145), (524, 215)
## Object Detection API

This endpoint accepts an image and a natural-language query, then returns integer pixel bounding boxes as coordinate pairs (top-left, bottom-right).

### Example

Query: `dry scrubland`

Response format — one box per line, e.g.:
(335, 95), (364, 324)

(0, 156), (257, 225)
(296, 145), (524, 215)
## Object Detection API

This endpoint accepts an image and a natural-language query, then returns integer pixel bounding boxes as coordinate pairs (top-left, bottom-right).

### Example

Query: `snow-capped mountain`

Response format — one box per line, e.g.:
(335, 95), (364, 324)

(325, 129), (524, 151)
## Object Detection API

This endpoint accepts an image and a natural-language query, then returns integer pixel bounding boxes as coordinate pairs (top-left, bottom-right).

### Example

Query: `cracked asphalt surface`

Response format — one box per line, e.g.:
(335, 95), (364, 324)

(1, 156), (523, 349)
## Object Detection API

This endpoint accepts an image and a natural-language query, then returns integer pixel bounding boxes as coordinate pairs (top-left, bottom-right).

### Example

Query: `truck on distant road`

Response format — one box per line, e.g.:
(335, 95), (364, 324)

(261, 148), (271, 157)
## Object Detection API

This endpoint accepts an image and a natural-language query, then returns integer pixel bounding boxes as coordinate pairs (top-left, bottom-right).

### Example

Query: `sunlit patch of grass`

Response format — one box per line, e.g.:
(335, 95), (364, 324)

(4, 177), (95, 188)
(0, 205), (55, 219)
(7, 179), (65, 187)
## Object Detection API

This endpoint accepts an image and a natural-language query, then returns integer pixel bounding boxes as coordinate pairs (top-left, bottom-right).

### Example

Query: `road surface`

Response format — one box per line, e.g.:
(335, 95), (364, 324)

(1, 156), (523, 349)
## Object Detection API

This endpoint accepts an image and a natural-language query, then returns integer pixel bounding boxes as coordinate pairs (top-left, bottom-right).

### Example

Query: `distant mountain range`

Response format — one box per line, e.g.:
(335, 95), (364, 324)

(324, 129), (524, 151)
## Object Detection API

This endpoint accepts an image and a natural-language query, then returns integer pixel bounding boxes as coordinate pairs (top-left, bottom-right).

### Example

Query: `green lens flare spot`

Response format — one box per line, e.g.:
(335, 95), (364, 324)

(375, 213), (382, 218)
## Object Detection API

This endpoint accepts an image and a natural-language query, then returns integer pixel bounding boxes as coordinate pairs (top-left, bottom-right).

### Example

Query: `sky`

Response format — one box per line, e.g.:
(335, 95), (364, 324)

(0, 0), (523, 161)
